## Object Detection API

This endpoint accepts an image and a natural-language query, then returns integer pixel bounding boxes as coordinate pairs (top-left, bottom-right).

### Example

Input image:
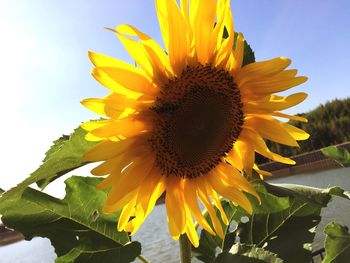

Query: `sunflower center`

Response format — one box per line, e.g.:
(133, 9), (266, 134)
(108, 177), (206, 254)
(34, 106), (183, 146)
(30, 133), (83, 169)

(149, 65), (243, 178)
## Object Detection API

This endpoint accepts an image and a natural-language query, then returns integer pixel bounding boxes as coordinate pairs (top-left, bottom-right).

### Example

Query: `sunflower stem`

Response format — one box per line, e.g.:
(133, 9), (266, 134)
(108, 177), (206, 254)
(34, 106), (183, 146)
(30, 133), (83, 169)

(179, 234), (192, 263)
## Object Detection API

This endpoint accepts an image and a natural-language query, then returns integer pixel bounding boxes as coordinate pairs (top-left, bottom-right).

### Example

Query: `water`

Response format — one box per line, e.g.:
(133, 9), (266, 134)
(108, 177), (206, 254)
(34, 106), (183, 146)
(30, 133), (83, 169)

(0, 238), (56, 263)
(1, 167), (349, 263)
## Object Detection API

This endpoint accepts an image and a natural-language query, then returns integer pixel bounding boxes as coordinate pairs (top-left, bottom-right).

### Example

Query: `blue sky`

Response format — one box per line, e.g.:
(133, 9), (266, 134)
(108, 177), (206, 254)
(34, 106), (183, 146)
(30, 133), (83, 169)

(1, 0), (349, 190)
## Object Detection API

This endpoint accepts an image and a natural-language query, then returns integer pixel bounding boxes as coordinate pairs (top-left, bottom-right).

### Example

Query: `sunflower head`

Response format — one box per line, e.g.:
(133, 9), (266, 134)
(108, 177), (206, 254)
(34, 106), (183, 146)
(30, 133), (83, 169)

(149, 64), (244, 179)
(81, 0), (309, 247)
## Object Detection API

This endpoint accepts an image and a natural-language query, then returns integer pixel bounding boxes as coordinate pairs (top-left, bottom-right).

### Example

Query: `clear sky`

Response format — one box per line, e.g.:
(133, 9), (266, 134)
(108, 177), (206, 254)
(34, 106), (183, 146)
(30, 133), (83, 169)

(1, 0), (349, 192)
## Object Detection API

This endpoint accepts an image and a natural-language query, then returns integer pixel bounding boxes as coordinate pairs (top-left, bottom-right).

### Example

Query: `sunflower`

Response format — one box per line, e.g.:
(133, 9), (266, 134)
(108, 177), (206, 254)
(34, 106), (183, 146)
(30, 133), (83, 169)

(81, 0), (309, 247)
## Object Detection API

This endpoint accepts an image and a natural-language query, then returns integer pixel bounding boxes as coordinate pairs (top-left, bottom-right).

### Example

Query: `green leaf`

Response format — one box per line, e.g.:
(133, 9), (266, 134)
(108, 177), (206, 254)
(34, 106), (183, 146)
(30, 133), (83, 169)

(246, 183), (291, 214)
(242, 40), (255, 67)
(234, 197), (320, 262)
(263, 182), (350, 207)
(193, 183), (289, 263)
(55, 237), (140, 263)
(37, 127), (97, 188)
(214, 244), (283, 263)
(194, 181), (349, 263)
(323, 222), (350, 263)
(322, 146), (350, 167)
(0, 126), (96, 201)
(0, 176), (140, 263)
(233, 182), (350, 263)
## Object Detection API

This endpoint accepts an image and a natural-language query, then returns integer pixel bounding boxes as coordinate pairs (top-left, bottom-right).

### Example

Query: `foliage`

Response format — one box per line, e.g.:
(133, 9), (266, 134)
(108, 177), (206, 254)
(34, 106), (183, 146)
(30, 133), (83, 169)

(242, 39), (255, 67)
(223, 29), (255, 66)
(0, 176), (141, 263)
(192, 184), (289, 263)
(323, 222), (350, 263)
(257, 98), (350, 163)
(322, 146), (350, 167)
(193, 182), (350, 263)
(0, 127), (96, 203)
(214, 244), (283, 263)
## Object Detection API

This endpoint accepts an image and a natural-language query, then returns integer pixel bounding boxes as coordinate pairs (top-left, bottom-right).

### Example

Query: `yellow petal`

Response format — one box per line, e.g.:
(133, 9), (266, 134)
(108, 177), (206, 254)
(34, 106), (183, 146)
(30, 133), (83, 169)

(236, 57), (291, 85)
(204, 182), (229, 225)
(216, 162), (260, 202)
(89, 51), (126, 67)
(156, 0), (190, 75)
(225, 147), (243, 170)
(89, 119), (149, 139)
(91, 67), (142, 99)
(180, 0), (189, 18)
(245, 92), (308, 113)
(103, 189), (137, 213)
(95, 66), (157, 96)
(244, 116), (300, 147)
(117, 195), (137, 231)
(105, 27), (155, 79)
(136, 171), (163, 217)
(208, 171), (253, 214)
(97, 169), (122, 190)
(245, 114), (309, 143)
(241, 130), (295, 165)
(81, 98), (120, 118)
(196, 177), (225, 238)
(144, 173), (166, 217)
(165, 176), (186, 237)
(96, 145), (151, 190)
(91, 157), (119, 176)
(234, 139), (255, 175)
(190, 0), (217, 64)
(104, 155), (155, 209)
(211, 0), (229, 56)
(124, 213), (141, 234)
(116, 24), (173, 82)
(185, 206), (199, 247)
(126, 204), (144, 233)
(253, 164), (272, 178)
(242, 75), (308, 95)
(85, 132), (105, 142)
(214, 5), (234, 69)
(231, 33), (244, 72)
(155, 0), (170, 53)
(127, 172), (166, 235)
(280, 122), (310, 141)
(183, 179), (215, 235)
(270, 92), (308, 109)
(83, 138), (135, 162)
(81, 93), (141, 119)
(271, 111), (308, 123)
(90, 143), (150, 177)
(81, 119), (110, 132)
